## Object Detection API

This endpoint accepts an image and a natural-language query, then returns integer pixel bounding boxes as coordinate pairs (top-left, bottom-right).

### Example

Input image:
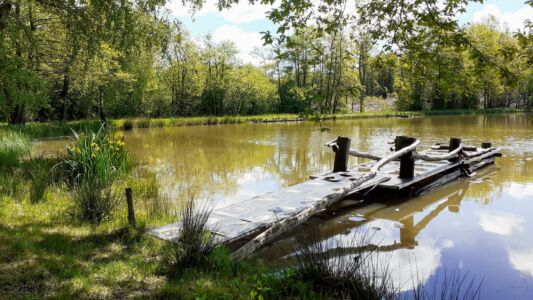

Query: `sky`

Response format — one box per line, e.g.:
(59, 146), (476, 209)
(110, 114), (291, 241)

(165, 0), (532, 64)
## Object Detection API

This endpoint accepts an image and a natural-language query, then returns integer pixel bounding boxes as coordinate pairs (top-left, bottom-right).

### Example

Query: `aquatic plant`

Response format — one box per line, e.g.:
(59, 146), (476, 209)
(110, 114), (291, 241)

(407, 268), (482, 300)
(289, 229), (397, 299)
(62, 126), (133, 222)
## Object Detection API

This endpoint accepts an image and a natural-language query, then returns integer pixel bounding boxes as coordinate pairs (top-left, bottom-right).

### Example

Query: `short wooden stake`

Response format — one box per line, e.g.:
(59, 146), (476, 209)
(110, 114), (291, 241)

(448, 138), (461, 162)
(395, 136), (417, 179)
(333, 136), (351, 173)
(481, 142), (492, 149)
(125, 188), (136, 228)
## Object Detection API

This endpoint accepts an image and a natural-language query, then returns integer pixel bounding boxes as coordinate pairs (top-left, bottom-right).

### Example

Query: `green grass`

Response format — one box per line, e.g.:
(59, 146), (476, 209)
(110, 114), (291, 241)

(0, 130), (30, 169)
(1, 109), (528, 138)
(0, 185), (307, 299)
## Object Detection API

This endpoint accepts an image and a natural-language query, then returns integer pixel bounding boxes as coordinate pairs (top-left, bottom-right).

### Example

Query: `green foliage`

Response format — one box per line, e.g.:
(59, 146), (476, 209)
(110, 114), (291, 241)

(62, 127), (133, 223)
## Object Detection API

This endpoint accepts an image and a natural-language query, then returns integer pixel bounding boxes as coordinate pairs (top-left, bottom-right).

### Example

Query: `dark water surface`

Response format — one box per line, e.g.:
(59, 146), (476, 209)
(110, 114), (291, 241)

(37, 113), (533, 298)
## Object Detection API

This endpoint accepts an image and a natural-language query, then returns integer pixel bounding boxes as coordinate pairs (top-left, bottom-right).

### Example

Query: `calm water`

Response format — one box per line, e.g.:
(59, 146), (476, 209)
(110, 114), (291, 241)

(36, 113), (533, 298)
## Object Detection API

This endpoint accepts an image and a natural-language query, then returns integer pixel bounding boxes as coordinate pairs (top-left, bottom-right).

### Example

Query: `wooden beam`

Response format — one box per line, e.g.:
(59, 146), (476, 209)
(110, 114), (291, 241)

(396, 136), (417, 179)
(125, 188), (136, 228)
(333, 136), (351, 172)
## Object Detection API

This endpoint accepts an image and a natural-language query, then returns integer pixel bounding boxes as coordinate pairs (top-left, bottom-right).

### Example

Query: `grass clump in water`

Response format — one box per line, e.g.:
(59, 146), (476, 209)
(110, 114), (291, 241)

(62, 126), (133, 223)
(289, 230), (397, 299)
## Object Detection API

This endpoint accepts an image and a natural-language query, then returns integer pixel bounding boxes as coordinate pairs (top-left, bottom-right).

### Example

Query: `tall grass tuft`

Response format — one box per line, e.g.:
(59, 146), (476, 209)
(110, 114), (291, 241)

(28, 157), (56, 203)
(62, 126), (133, 223)
(0, 131), (30, 170)
(289, 230), (397, 299)
(407, 268), (482, 300)
(166, 199), (218, 273)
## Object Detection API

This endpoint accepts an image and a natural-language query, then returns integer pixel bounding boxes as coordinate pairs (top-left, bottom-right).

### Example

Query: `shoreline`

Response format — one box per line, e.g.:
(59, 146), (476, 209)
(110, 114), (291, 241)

(1, 108), (528, 138)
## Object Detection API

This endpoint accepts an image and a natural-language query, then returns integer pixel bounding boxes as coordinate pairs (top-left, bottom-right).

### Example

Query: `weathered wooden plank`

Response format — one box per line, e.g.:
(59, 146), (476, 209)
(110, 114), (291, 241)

(378, 161), (461, 190)
(148, 171), (390, 243)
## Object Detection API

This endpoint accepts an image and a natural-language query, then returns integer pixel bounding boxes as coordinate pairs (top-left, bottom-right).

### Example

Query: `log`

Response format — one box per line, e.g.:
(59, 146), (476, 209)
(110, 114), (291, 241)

(348, 149), (383, 161)
(431, 144), (477, 151)
(412, 144), (463, 161)
(231, 139), (420, 260)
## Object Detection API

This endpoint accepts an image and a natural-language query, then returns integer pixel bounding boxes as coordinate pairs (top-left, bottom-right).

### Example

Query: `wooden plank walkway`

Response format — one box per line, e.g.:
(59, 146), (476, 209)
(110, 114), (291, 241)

(148, 171), (390, 242)
(147, 136), (501, 256)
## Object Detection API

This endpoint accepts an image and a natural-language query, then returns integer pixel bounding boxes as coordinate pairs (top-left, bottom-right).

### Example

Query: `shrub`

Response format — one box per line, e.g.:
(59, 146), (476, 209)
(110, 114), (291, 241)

(0, 131), (30, 170)
(166, 199), (218, 272)
(62, 126), (133, 223)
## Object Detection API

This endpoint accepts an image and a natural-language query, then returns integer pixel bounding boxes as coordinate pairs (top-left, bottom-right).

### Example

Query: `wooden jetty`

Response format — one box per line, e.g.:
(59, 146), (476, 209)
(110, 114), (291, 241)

(148, 135), (501, 259)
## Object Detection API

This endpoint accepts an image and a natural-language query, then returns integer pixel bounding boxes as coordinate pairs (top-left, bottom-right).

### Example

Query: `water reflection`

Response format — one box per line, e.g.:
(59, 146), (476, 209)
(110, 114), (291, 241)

(34, 113), (533, 298)
(478, 211), (524, 236)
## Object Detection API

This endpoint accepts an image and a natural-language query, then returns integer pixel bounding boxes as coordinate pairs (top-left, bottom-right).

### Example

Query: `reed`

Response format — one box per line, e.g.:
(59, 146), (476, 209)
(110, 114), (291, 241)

(289, 230), (397, 299)
(28, 158), (55, 203)
(62, 126), (133, 223)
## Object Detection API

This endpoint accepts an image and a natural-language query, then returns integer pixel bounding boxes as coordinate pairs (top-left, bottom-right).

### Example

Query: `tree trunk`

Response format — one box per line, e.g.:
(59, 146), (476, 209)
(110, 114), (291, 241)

(9, 104), (25, 125)
(98, 88), (107, 124)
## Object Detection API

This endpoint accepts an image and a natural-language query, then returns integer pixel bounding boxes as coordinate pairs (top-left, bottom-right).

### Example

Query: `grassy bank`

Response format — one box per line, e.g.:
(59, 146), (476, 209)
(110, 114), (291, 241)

(1, 108), (528, 138)
(0, 127), (485, 299)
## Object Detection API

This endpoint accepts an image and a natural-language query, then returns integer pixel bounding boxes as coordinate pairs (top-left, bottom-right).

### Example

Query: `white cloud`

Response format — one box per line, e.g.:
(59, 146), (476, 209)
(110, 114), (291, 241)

(219, 2), (271, 23)
(478, 211), (524, 235)
(506, 182), (533, 200)
(472, 4), (532, 31)
(166, 0), (270, 23)
(212, 25), (264, 64)
(509, 248), (533, 277)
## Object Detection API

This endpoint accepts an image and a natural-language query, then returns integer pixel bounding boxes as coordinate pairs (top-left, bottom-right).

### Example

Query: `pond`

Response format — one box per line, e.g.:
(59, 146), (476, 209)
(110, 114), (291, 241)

(36, 113), (533, 298)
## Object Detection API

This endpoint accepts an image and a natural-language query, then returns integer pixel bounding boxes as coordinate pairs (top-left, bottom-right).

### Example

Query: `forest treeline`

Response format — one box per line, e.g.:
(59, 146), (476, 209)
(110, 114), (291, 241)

(0, 0), (531, 124)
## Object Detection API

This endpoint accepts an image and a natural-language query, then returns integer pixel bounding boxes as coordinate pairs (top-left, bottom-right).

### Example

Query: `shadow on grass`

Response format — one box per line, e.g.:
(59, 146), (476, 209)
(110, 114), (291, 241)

(0, 223), (163, 298)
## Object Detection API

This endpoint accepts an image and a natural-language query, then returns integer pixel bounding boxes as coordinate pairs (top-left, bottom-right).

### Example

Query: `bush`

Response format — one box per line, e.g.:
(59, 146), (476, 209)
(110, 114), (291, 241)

(166, 199), (218, 273)
(62, 126), (133, 223)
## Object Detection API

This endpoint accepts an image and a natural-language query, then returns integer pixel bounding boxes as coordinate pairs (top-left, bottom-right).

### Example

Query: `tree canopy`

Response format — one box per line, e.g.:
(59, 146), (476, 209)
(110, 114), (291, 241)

(0, 0), (531, 124)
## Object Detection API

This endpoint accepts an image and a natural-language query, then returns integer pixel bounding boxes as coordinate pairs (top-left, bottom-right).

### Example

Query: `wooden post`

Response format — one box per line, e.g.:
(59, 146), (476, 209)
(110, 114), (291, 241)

(448, 138), (461, 162)
(481, 142), (492, 149)
(125, 188), (136, 228)
(395, 136), (417, 179)
(333, 136), (351, 173)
